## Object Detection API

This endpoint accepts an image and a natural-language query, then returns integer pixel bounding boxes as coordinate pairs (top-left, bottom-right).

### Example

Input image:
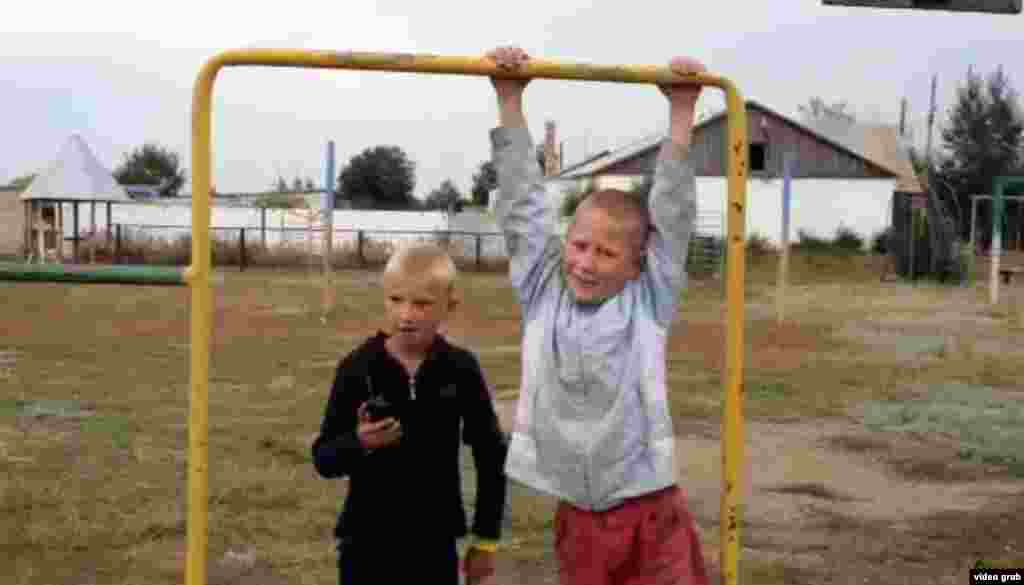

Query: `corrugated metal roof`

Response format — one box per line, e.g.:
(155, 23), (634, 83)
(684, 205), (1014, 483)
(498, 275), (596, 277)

(557, 132), (665, 179)
(557, 100), (920, 191)
(21, 134), (131, 201)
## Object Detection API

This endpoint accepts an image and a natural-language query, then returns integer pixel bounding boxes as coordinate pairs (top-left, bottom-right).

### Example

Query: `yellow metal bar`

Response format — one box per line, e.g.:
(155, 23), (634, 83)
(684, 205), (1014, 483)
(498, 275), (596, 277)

(721, 82), (748, 585)
(187, 49), (748, 585)
(185, 57), (217, 585)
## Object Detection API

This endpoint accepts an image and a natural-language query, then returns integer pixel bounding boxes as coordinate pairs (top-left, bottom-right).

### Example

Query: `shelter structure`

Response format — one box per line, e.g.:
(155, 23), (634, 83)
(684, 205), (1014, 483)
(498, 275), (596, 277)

(20, 134), (131, 263)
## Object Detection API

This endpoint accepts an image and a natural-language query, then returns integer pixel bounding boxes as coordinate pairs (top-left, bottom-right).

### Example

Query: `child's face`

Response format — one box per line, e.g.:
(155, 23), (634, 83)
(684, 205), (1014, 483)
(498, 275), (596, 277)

(382, 277), (455, 352)
(564, 207), (644, 303)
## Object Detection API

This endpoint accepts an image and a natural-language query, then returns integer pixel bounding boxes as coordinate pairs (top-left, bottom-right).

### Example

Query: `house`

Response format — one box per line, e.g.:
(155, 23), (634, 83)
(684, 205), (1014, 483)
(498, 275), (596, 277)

(510, 101), (917, 248)
(123, 184), (163, 200)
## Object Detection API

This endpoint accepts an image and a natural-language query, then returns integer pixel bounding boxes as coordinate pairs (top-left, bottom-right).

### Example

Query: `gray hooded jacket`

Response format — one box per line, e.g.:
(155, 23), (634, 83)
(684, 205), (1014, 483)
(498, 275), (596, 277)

(492, 126), (697, 511)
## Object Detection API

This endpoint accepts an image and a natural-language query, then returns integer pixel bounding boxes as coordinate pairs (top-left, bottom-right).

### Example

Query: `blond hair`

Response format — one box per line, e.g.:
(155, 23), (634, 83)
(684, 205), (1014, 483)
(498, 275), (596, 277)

(381, 242), (458, 295)
(571, 189), (651, 253)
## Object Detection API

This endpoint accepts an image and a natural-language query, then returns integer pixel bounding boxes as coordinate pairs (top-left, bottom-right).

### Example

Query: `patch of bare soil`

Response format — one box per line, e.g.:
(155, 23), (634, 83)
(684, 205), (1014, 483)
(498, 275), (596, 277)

(670, 320), (831, 371)
(491, 400), (1023, 584)
(163, 543), (291, 585)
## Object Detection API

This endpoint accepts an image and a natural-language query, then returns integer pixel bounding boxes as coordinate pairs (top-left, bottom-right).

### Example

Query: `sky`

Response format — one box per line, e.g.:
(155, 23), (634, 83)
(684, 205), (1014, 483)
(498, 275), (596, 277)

(2, 1), (1023, 200)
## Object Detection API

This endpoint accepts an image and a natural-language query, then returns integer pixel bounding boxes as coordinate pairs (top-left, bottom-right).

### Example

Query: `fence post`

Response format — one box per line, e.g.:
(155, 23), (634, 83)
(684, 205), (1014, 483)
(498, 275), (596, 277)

(72, 202), (80, 264)
(239, 228), (247, 272)
(357, 230), (365, 267)
(475, 234), (482, 271)
(114, 224), (122, 265)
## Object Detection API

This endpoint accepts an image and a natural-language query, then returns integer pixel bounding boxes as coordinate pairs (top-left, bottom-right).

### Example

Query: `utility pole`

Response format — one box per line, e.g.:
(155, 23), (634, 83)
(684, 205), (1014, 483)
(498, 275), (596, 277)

(321, 140), (336, 324)
(925, 74), (937, 170)
(899, 97), (907, 138)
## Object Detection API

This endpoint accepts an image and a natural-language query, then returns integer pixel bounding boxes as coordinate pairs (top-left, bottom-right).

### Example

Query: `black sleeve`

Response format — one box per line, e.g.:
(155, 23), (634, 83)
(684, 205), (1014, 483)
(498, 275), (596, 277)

(460, 352), (509, 540)
(311, 359), (368, 479)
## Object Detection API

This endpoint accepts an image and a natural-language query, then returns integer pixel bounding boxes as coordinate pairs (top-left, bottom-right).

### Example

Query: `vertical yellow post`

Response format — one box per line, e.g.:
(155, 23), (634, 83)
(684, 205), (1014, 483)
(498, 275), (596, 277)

(184, 56), (220, 585)
(721, 84), (748, 585)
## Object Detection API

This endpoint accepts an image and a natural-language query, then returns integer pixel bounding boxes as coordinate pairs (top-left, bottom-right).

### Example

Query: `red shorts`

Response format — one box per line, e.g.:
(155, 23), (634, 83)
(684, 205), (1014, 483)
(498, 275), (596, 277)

(554, 486), (709, 585)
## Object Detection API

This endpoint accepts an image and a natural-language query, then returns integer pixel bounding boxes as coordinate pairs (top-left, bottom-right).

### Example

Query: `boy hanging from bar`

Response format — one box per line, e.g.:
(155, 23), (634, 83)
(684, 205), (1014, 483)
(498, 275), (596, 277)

(487, 46), (710, 585)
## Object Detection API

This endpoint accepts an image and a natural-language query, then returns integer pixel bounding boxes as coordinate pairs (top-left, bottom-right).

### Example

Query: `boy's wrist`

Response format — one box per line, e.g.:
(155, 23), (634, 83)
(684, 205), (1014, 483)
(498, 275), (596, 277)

(469, 537), (500, 553)
(659, 140), (691, 162)
(498, 106), (527, 129)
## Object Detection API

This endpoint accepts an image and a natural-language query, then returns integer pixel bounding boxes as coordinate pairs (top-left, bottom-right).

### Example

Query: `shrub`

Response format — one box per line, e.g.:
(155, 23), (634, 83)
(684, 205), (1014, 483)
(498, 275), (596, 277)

(795, 229), (831, 253)
(746, 231), (775, 257)
(832, 225), (865, 253)
(871, 228), (890, 255)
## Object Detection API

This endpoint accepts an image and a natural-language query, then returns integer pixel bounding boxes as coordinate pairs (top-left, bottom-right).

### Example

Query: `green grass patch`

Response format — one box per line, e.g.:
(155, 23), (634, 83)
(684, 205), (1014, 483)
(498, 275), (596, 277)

(81, 413), (135, 450)
(746, 381), (790, 402)
(0, 398), (96, 421)
(861, 383), (1024, 475)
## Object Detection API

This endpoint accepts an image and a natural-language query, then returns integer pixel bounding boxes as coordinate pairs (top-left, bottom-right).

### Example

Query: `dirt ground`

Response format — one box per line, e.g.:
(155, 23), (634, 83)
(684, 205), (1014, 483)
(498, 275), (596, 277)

(489, 400), (1024, 585)
(4, 263), (1023, 585)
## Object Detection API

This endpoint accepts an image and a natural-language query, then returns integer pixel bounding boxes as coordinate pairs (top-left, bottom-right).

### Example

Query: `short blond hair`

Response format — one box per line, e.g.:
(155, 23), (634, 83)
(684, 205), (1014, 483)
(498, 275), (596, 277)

(381, 242), (458, 295)
(571, 189), (651, 253)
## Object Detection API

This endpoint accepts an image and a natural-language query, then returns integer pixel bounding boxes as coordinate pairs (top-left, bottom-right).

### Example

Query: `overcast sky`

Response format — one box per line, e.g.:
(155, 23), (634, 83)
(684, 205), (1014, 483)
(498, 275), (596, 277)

(2, 1), (1022, 199)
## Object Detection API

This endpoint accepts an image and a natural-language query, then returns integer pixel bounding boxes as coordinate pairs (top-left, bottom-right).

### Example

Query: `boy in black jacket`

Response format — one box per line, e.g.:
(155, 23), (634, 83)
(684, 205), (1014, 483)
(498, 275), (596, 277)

(312, 243), (508, 585)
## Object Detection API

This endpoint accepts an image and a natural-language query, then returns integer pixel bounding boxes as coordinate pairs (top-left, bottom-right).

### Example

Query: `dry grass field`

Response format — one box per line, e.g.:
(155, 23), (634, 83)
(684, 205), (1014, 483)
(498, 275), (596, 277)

(2, 250), (1023, 585)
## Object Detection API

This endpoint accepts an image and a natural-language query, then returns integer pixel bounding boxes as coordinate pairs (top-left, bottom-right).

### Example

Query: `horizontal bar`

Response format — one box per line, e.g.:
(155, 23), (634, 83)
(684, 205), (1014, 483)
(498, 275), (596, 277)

(822, 0), (1021, 14)
(0, 263), (187, 286)
(206, 49), (729, 89)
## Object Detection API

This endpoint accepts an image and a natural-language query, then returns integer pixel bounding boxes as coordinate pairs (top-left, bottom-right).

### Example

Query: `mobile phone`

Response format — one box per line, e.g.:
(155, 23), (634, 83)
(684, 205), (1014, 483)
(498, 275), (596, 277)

(365, 395), (397, 422)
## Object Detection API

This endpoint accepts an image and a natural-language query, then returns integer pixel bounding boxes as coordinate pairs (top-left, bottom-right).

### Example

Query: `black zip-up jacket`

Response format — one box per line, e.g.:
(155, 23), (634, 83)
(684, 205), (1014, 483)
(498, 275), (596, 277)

(312, 331), (508, 541)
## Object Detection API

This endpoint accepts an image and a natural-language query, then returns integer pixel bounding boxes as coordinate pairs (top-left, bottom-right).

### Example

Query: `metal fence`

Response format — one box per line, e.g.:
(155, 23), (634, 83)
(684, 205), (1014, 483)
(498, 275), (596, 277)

(72, 222), (723, 277)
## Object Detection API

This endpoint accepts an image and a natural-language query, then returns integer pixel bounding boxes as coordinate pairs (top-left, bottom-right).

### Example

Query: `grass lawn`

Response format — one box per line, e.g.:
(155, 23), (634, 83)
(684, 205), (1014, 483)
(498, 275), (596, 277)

(2, 251), (1023, 584)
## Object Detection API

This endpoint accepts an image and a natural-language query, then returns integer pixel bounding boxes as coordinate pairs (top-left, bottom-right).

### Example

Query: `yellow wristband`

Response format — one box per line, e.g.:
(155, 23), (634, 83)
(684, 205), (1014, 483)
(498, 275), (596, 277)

(470, 539), (499, 553)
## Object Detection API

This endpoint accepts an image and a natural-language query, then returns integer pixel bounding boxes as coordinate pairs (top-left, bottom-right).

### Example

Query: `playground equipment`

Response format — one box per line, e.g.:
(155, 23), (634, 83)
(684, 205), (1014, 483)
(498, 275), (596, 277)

(973, 176), (1024, 304)
(0, 50), (750, 585)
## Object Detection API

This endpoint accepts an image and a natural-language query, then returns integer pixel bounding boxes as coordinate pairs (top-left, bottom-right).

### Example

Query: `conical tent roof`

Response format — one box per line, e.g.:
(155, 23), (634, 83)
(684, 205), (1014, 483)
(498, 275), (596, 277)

(21, 134), (131, 201)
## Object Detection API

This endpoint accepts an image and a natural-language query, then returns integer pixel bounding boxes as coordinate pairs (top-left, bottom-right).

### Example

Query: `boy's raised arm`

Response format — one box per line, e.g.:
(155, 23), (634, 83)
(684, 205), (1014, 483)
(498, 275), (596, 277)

(487, 47), (559, 306)
(643, 57), (705, 326)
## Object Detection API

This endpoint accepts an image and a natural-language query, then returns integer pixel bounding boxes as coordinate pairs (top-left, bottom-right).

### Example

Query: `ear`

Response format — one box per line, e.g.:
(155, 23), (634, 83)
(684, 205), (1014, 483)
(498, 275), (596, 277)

(630, 245), (646, 278)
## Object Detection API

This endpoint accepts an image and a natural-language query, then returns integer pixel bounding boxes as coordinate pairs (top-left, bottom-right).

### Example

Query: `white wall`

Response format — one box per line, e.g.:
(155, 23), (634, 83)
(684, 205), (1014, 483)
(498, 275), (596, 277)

(50, 174), (893, 262)
(697, 177), (895, 247)
(54, 201), (512, 258)
(529, 175), (894, 248)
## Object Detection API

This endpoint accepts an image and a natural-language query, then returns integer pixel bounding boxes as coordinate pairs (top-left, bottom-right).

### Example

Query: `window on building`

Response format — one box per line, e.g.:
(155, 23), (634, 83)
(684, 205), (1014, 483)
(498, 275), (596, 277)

(750, 143), (767, 172)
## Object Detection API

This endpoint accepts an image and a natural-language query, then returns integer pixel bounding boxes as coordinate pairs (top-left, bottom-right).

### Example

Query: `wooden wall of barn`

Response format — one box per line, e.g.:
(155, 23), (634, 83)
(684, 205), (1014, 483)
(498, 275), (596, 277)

(601, 106), (893, 180)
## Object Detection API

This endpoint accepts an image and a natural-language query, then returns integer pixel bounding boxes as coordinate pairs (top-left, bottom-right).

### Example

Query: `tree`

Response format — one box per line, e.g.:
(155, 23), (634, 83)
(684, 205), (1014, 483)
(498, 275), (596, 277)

(425, 179), (464, 212)
(272, 175), (315, 193)
(4, 173), (37, 191)
(337, 145), (417, 210)
(936, 66), (1024, 240)
(253, 192), (304, 209)
(470, 161), (497, 207)
(798, 97), (856, 125)
(113, 143), (186, 197)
